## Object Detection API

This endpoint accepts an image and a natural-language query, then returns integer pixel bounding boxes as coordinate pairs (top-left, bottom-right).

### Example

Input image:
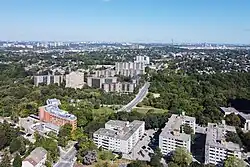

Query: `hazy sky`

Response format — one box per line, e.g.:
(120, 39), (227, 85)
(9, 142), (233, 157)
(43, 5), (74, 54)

(1, 0), (250, 43)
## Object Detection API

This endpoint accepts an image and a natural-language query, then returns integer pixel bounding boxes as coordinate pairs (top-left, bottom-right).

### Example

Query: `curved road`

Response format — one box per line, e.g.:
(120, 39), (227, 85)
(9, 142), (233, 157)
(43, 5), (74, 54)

(118, 82), (150, 112)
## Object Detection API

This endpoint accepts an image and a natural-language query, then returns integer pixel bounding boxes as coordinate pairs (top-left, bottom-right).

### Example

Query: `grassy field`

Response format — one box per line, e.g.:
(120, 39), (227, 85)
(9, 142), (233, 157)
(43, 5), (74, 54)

(92, 107), (114, 120)
(133, 106), (168, 114)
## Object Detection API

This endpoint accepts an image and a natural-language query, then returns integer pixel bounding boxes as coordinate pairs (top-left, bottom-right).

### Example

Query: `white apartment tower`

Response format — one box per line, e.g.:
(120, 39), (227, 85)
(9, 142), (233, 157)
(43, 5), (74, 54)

(205, 122), (242, 166)
(159, 113), (195, 156)
(115, 62), (145, 77)
(34, 74), (63, 86)
(135, 56), (150, 65)
(93, 120), (145, 154)
(65, 71), (85, 89)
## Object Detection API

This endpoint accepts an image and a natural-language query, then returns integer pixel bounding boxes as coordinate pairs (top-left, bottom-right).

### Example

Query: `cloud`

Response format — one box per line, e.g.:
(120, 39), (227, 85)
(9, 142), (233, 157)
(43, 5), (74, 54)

(244, 29), (250, 32)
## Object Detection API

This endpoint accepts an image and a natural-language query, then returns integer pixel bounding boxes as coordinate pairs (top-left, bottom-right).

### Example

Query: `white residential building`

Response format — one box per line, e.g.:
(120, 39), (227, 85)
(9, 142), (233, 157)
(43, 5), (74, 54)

(220, 107), (250, 131)
(34, 74), (63, 86)
(22, 147), (47, 167)
(65, 71), (85, 89)
(159, 113), (195, 156)
(93, 120), (145, 154)
(92, 69), (116, 77)
(205, 122), (242, 166)
(135, 56), (150, 65)
(87, 76), (118, 89)
(115, 62), (145, 77)
(102, 82), (136, 93)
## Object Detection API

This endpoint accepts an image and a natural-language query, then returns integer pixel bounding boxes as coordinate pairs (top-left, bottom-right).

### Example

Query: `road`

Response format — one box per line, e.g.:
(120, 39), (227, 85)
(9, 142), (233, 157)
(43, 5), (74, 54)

(54, 147), (77, 167)
(118, 82), (150, 112)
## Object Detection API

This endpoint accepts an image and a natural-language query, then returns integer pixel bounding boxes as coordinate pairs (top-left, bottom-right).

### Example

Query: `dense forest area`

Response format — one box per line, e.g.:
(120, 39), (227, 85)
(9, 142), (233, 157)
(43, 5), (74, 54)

(145, 69), (250, 125)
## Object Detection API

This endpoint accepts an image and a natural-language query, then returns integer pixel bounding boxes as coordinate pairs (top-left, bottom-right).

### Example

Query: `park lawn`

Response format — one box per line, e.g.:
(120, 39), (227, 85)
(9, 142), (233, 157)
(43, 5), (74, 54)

(92, 107), (114, 120)
(133, 106), (168, 114)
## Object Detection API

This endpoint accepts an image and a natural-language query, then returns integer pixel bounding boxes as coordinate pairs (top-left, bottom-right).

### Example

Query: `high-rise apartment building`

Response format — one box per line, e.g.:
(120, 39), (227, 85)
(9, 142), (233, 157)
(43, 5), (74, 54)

(87, 76), (118, 89)
(65, 71), (85, 89)
(205, 122), (242, 166)
(115, 62), (145, 77)
(93, 120), (145, 154)
(34, 74), (64, 86)
(135, 56), (150, 65)
(159, 113), (195, 156)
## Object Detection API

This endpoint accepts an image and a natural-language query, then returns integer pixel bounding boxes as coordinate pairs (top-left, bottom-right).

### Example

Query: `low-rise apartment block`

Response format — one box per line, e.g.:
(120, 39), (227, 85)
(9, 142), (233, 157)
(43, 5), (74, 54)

(22, 147), (47, 167)
(205, 122), (242, 166)
(93, 120), (145, 154)
(159, 113), (195, 156)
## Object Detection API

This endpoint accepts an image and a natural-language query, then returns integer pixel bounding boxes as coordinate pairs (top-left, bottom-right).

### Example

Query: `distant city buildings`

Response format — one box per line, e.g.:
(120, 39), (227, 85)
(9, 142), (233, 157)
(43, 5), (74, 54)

(159, 113), (195, 156)
(22, 147), (47, 167)
(93, 120), (145, 154)
(102, 82), (136, 93)
(65, 71), (85, 89)
(34, 73), (64, 86)
(135, 56), (150, 65)
(87, 76), (118, 89)
(39, 99), (77, 130)
(115, 62), (145, 77)
(204, 121), (242, 166)
(92, 69), (116, 77)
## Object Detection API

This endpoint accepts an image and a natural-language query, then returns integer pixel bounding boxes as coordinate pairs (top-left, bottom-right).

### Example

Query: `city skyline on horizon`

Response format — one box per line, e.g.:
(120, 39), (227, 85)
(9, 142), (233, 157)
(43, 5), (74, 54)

(1, 0), (250, 44)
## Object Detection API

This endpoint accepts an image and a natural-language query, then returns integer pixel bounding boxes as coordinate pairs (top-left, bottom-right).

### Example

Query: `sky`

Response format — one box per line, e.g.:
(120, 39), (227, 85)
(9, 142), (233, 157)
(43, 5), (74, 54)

(1, 0), (250, 44)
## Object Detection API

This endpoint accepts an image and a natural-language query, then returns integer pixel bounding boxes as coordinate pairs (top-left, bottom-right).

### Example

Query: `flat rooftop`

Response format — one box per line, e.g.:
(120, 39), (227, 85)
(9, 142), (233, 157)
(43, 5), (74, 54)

(220, 107), (250, 120)
(43, 105), (77, 121)
(94, 120), (144, 141)
(205, 123), (241, 152)
(220, 107), (239, 114)
(160, 114), (194, 142)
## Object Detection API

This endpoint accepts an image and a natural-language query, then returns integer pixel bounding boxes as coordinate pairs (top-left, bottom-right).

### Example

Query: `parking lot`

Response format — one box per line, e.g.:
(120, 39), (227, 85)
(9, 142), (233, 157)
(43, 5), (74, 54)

(123, 129), (156, 161)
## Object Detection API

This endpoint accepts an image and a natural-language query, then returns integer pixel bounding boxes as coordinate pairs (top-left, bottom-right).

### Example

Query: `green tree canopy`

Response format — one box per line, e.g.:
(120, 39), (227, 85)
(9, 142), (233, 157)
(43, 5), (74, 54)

(171, 147), (192, 167)
(225, 113), (241, 127)
(13, 153), (22, 167)
(224, 156), (245, 167)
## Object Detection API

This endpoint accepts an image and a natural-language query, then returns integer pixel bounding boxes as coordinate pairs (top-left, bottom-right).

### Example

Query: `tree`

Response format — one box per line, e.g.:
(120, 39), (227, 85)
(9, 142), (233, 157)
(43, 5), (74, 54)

(168, 162), (179, 167)
(189, 162), (203, 167)
(58, 123), (72, 147)
(225, 113), (241, 127)
(13, 154), (22, 167)
(127, 160), (149, 167)
(149, 147), (163, 167)
(45, 160), (52, 167)
(0, 131), (7, 150)
(171, 147), (192, 167)
(224, 156), (245, 167)
(0, 152), (11, 167)
(10, 138), (21, 153)
(182, 124), (193, 134)
(225, 131), (242, 146)
(150, 154), (163, 167)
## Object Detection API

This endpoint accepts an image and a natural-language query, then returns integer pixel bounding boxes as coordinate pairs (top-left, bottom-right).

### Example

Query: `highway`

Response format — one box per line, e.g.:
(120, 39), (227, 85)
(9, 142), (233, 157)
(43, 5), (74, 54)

(54, 147), (77, 167)
(118, 82), (150, 112)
